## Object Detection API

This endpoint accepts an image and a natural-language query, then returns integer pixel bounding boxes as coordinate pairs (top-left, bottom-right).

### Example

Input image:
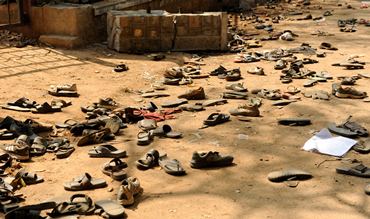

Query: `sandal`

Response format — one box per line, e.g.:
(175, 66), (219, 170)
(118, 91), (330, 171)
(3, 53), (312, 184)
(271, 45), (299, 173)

(88, 144), (126, 158)
(64, 173), (107, 191)
(5, 201), (56, 219)
(203, 113), (230, 127)
(48, 194), (95, 217)
(268, 169), (312, 182)
(15, 169), (44, 185)
(152, 125), (182, 138)
(336, 164), (370, 178)
(95, 199), (125, 218)
(158, 154), (186, 176)
(77, 128), (111, 146)
(137, 131), (154, 146)
(136, 149), (159, 170)
(101, 158), (127, 181)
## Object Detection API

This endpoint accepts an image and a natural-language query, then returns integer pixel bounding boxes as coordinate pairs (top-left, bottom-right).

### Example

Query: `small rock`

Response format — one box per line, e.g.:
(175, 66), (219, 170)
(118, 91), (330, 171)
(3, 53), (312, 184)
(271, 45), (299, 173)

(235, 189), (241, 193)
(108, 187), (114, 192)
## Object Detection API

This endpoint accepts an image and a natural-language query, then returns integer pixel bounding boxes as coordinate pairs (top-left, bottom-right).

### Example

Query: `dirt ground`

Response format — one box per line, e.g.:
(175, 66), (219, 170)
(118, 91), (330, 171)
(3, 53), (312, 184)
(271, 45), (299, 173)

(1, 0), (370, 218)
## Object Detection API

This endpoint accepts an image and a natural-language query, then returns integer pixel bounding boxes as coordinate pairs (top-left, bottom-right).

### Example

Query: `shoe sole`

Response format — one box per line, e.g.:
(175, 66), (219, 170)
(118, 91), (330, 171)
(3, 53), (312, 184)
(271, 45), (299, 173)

(335, 92), (365, 99)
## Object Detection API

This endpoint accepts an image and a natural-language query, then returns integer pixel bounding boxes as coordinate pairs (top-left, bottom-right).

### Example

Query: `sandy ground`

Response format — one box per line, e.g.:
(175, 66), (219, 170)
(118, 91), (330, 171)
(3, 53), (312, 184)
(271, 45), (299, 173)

(0, 0), (370, 218)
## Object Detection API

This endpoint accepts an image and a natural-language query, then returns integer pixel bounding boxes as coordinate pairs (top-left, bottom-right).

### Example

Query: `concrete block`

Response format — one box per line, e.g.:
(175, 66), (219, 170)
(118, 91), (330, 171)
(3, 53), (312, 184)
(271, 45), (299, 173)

(39, 35), (82, 49)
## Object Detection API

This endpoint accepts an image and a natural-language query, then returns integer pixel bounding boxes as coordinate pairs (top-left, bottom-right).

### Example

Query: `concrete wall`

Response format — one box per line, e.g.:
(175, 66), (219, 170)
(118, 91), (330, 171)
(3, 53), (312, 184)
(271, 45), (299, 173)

(107, 10), (228, 52)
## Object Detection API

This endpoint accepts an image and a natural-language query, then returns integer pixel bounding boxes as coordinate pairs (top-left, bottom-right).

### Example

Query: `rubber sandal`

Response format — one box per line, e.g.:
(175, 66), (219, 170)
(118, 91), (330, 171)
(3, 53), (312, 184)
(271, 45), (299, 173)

(179, 103), (204, 112)
(353, 140), (370, 154)
(136, 149), (159, 170)
(336, 164), (370, 178)
(267, 169), (312, 182)
(64, 173), (107, 191)
(190, 151), (234, 168)
(278, 118), (311, 126)
(141, 92), (170, 98)
(327, 123), (358, 138)
(55, 119), (79, 129)
(203, 113), (230, 127)
(202, 99), (227, 107)
(152, 125), (182, 138)
(15, 169), (44, 185)
(88, 144), (126, 158)
(56, 147), (75, 159)
(101, 158), (127, 181)
(158, 154), (186, 176)
(225, 83), (247, 92)
(114, 64), (129, 72)
(95, 200), (125, 218)
(137, 119), (157, 131)
(31, 102), (61, 114)
(136, 130), (154, 146)
(1, 105), (31, 112)
(222, 91), (248, 99)
(161, 99), (188, 108)
(77, 128), (111, 146)
(48, 194), (95, 217)
(0, 154), (12, 170)
(5, 201), (56, 219)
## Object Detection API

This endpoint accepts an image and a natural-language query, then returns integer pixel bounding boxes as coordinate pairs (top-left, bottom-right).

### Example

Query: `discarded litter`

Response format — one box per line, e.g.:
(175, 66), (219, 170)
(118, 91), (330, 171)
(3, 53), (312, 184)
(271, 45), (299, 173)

(303, 128), (357, 157)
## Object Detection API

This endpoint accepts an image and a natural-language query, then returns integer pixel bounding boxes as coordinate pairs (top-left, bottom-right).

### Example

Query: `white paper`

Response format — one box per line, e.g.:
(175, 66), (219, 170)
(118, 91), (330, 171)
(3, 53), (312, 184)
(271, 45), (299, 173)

(303, 128), (357, 157)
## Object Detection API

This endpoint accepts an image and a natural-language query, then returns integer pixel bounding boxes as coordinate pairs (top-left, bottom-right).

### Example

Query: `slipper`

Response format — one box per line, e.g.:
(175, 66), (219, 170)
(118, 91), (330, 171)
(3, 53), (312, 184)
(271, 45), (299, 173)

(278, 118), (311, 126)
(225, 83), (247, 92)
(353, 140), (370, 154)
(101, 158), (127, 181)
(137, 119), (157, 131)
(161, 99), (188, 108)
(77, 128), (111, 146)
(179, 103), (204, 112)
(158, 154), (186, 176)
(137, 131), (154, 146)
(48, 84), (79, 97)
(340, 116), (368, 137)
(190, 151), (234, 168)
(222, 91), (248, 99)
(202, 99), (227, 107)
(136, 149), (159, 170)
(0, 153), (12, 170)
(152, 125), (182, 138)
(327, 123), (358, 138)
(15, 169), (44, 185)
(114, 64), (129, 72)
(5, 201), (56, 219)
(7, 97), (36, 108)
(48, 194), (95, 217)
(320, 42), (338, 50)
(95, 200), (125, 218)
(56, 147), (75, 159)
(336, 164), (370, 178)
(267, 169), (312, 182)
(31, 102), (62, 114)
(64, 173), (107, 191)
(1, 105), (32, 112)
(141, 92), (170, 98)
(88, 144), (126, 158)
(56, 119), (79, 129)
(203, 113), (230, 127)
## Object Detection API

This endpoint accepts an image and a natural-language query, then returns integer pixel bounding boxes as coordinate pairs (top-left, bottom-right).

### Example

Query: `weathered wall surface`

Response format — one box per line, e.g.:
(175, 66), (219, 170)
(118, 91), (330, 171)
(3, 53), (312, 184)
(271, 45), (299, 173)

(107, 10), (228, 52)
(0, 3), (20, 25)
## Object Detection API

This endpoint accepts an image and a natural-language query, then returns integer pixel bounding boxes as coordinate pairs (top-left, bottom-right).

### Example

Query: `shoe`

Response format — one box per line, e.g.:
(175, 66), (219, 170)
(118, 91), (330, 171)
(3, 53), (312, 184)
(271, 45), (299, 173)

(190, 151), (233, 169)
(274, 60), (287, 70)
(247, 67), (264, 75)
(225, 83), (247, 92)
(117, 177), (143, 206)
(225, 69), (242, 81)
(229, 104), (260, 117)
(178, 87), (206, 100)
(3, 144), (30, 161)
(335, 86), (367, 99)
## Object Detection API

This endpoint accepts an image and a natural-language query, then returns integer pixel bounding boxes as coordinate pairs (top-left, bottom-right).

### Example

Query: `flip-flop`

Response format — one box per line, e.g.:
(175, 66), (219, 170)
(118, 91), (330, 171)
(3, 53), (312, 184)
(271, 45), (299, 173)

(56, 147), (75, 159)
(55, 119), (79, 129)
(222, 91), (248, 99)
(1, 105), (32, 112)
(179, 103), (204, 112)
(353, 140), (370, 154)
(88, 144), (126, 158)
(327, 123), (358, 138)
(267, 169), (312, 182)
(77, 128), (111, 146)
(141, 92), (170, 98)
(152, 125), (182, 138)
(278, 118), (311, 126)
(202, 99), (227, 107)
(95, 200), (125, 218)
(161, 99), (188, 108)
(136, 149), (159, 170)
(64, 173), (107, 191)
(137, 119), (157, 131)
(101, 158), (127, 181)
(137, 131), (154, 146)
(336, 164), (370, 178)
(158, 154), (186, 176)
(203, 113), (230, 127)
(5, 201), (57, 219)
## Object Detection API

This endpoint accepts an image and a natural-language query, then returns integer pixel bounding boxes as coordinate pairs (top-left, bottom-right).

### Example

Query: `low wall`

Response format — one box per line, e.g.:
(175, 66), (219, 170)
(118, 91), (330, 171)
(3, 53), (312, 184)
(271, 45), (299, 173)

(0, 3), (20, 25)
(107, 10), (228, 52)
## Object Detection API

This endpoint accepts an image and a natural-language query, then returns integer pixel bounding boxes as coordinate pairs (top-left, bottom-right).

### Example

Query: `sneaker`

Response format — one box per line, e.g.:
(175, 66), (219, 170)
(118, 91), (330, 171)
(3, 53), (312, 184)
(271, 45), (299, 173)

(178, 87), (206, 100)
(190, 151), (234, 169)
(3, 144), (30, 161)
(117, 177), (143, 206)
(247, 67), (264, 75)
(335, 85), (367, 99)
(229, 104), (260, 117)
